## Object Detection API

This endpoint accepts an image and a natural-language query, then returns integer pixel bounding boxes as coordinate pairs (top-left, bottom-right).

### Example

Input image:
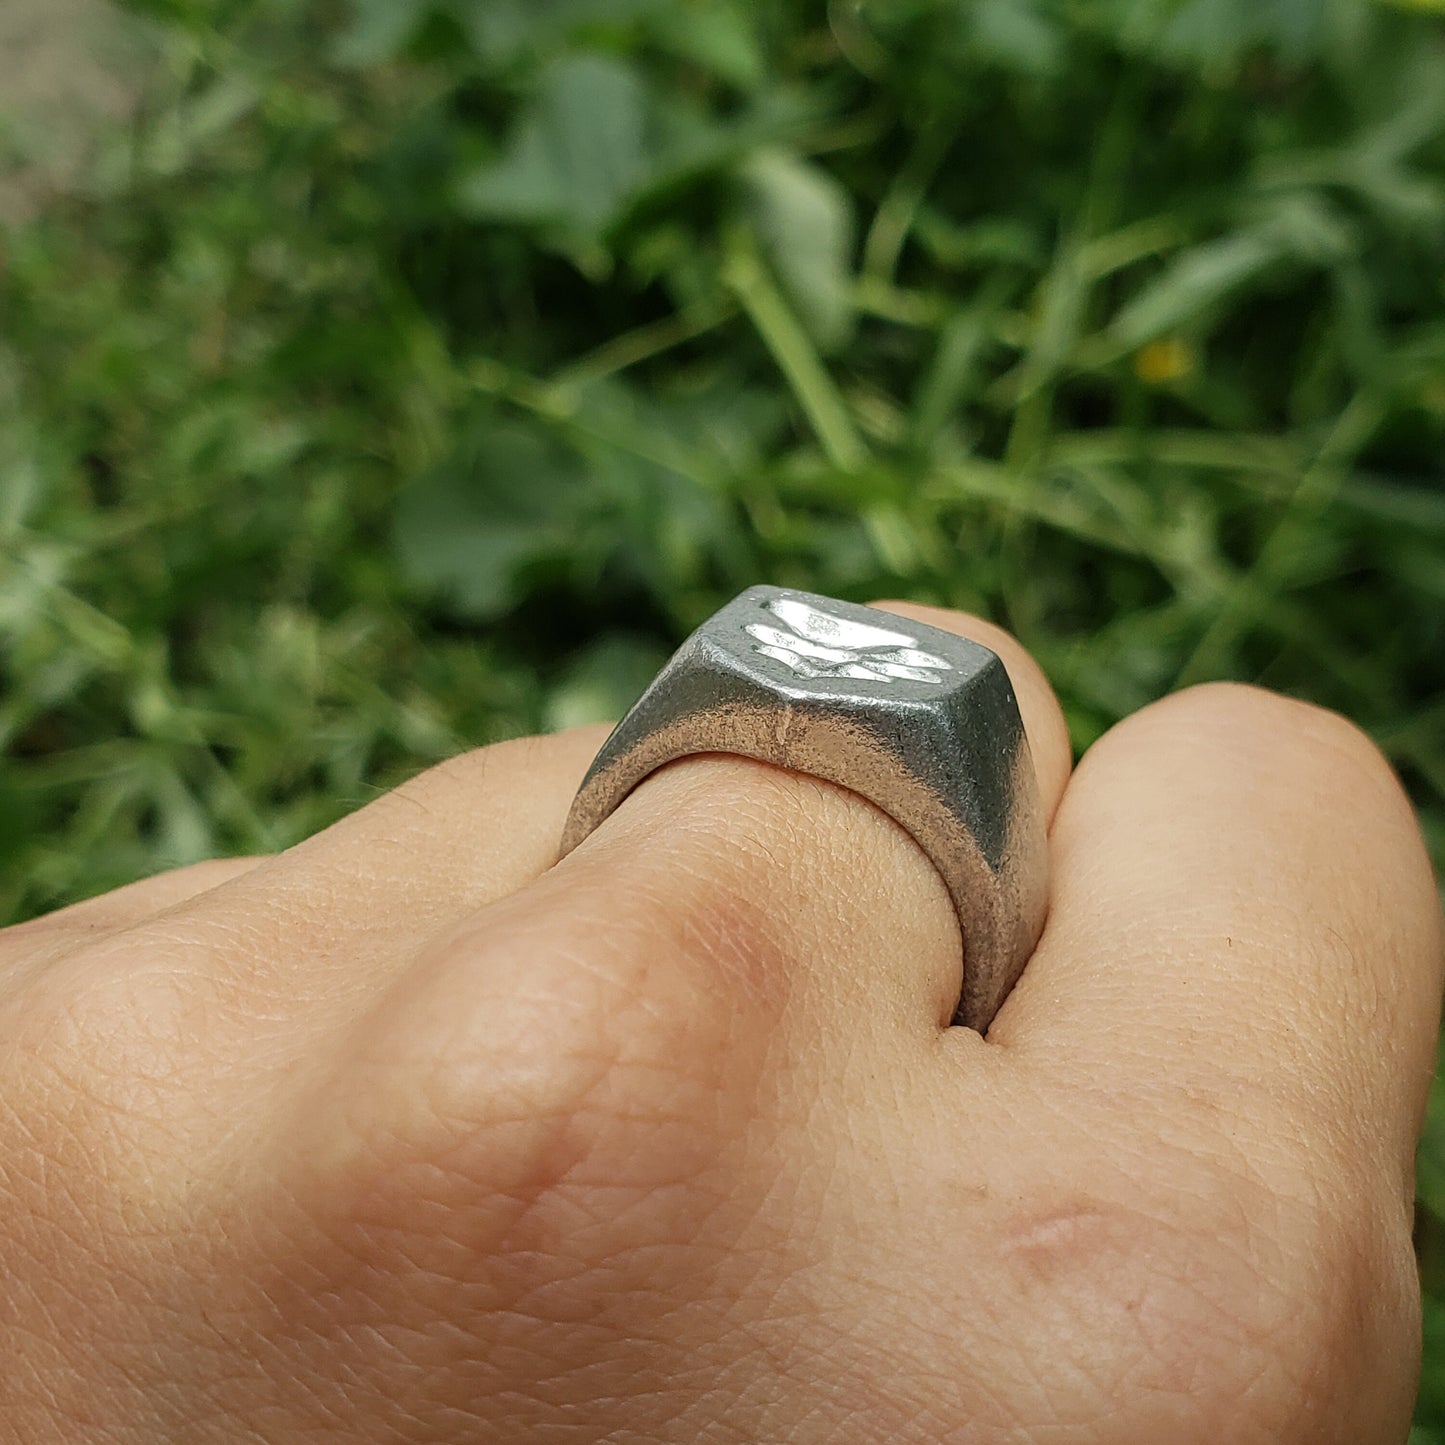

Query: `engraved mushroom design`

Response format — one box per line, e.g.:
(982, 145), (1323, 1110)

(744, 597), (955, 685)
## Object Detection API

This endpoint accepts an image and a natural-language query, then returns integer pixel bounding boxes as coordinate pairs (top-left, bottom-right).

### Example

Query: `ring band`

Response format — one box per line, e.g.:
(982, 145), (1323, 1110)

(557, 586), (1049, 1032)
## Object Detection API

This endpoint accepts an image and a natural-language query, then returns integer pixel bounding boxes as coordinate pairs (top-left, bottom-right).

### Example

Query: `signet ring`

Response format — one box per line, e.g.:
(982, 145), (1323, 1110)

(557, 585), (1049, 1033)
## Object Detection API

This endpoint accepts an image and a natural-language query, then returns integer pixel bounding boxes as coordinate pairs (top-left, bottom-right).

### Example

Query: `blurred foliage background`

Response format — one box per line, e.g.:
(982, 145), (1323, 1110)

(2, 0), (1444, 1427)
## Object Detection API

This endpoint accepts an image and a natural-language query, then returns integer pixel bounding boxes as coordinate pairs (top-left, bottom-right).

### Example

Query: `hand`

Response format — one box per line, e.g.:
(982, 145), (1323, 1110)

(3, 604), (1440, 1444)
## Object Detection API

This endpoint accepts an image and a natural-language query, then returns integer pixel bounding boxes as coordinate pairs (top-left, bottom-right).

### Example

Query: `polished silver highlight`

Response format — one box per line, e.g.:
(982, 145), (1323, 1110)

(557, 585), (1049, 1033)
(744, 595), (955, 684)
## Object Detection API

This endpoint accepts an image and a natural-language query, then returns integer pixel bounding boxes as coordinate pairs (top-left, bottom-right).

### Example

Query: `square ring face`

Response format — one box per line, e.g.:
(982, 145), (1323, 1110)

(698, 586), (998, 705)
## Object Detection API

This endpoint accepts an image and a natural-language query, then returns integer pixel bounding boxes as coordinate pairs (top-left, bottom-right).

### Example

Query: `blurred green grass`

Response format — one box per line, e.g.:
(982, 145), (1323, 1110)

(2, 0), (1444, 1427)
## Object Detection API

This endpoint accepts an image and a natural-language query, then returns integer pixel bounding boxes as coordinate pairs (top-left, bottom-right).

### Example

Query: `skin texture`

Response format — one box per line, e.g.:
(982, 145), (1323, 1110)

(1, 602), (1441, 1444)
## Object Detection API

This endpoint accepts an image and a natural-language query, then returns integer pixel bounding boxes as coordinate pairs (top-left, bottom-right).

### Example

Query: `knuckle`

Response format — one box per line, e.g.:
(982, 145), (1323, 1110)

(990, 1133), (1414, 1444)
(262, 898), (772, 1372)
(994, 1182), (1263, 1429)
(286, 881), (762, 1257)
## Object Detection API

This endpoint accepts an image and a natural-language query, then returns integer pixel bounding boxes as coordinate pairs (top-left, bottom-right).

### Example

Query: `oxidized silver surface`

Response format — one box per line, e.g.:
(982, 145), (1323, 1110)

(556, 585), (1048, 1033)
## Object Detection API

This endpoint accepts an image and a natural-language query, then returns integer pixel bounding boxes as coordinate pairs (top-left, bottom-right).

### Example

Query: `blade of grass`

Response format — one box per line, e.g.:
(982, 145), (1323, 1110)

(551, 299), (737, 393)
(466, 357), (728, 493)
(721, 227), (868, 472)
(1175, 392), (1385, 685)
(861, 118), (954, 284)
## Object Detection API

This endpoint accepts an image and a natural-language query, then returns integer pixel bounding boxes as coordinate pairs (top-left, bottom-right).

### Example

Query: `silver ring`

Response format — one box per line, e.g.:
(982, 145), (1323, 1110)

(557, 585), (1048, 1033)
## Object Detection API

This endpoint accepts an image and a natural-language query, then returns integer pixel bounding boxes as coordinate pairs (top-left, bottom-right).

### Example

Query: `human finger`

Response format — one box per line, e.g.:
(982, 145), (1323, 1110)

(0, 857), (265, 975)
(992, 682), (1445, 1200)
(68, 726), (616, 1005)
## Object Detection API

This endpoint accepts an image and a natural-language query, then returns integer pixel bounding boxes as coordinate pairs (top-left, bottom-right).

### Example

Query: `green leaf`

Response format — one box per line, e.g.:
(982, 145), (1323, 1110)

(138, 74), (261, 179)
(962, 0), (1063, 76)
(1112, 193), (1356, 347)
(458, 53), (650, 242)
(910, 300), (1003, 452)
(332, 0), (419, 65)
(1158, 0), (1329, 70)
(1111, 229), (1285, 347)
(455, 49), (770, 262)
(453, 0), (661, 65)
(742, 150), (857, 354)
(391, 421), (591, 621)
(1263, 192), (1356, 267)
(649, 0), (766, 89)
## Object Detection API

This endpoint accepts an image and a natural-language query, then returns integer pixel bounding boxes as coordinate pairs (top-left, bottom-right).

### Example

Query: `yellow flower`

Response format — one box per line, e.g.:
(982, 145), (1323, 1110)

(1134, 337), (1197, 385)
(1421, 377), (1445, 415)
